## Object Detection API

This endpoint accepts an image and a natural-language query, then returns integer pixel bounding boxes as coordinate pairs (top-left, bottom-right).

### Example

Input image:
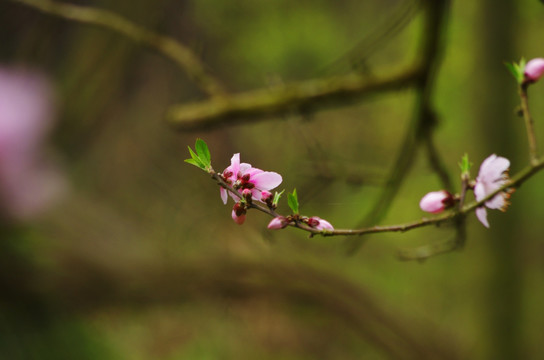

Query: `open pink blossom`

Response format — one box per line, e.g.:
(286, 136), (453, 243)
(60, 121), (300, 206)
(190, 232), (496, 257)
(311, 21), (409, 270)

(220, 153), (282, 204)
(524, 58), (544, 83)
(0, 67), (66, 221)
(419, 190), (454, 214)
(473, 154), (512, 228)
(307, 217), (334, 231)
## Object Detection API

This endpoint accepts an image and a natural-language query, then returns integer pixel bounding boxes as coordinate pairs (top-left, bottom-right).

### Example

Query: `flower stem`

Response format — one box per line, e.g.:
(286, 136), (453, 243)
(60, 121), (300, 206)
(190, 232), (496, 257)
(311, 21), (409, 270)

(519, 83), (539, 165)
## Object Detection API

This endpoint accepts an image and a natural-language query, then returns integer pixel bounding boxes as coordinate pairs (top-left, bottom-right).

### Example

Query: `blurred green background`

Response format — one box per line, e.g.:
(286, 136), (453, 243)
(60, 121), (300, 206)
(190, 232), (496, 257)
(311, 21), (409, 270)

(1, 0), (544, 359)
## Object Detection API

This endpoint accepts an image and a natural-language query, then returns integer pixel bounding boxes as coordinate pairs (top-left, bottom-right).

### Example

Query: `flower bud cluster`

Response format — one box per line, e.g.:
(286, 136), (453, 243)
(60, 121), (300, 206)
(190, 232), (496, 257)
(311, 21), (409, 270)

(267, 215), (334, 232)
(219, 153), (282, 225)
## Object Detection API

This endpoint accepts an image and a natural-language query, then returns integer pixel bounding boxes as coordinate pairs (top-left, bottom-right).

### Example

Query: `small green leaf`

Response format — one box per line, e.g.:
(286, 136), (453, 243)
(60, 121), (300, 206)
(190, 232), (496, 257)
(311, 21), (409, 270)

(287, 189), (299, 214)
(273, 190), (284, 207)
(519, 57), (527, 72)
(186, 146), (206, 169)
(505, 62), (518, 79)
(505, 59), (527, 85)
(195, 138), (211, 167)
(458, 153), (472, 177)
(184, 158), (203, 168)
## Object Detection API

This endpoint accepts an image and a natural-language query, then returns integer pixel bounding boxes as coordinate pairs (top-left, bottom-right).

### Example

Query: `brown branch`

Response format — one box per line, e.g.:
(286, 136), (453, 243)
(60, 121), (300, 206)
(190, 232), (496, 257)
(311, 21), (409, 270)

(209, 156), (544, 239)
(8, 0), (226, 97)
(519, 83), (539, 164)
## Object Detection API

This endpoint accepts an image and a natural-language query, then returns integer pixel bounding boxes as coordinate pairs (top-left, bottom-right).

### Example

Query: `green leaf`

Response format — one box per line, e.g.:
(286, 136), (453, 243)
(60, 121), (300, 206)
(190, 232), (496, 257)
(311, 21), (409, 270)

(458, 153), (472, 177)
(519, 57), (527, 72)
(186, 146), (206, 169)
(505, 62), (518, 79)
(195, 138), (211, 167)
(505, 59), (527, 84)
(287, 189), (299, 214)
(273, 190), (284, 207)
(184, 158), (203, 168)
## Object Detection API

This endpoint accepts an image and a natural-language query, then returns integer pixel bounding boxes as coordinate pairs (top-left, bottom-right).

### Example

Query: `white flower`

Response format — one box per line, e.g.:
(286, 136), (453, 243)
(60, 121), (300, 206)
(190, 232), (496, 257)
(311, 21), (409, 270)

(473, 154), (512, 228)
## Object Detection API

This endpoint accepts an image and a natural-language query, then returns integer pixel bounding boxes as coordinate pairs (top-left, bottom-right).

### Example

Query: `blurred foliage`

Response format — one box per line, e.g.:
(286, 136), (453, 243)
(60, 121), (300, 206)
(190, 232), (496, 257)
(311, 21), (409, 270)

(1, 0), (544, 359)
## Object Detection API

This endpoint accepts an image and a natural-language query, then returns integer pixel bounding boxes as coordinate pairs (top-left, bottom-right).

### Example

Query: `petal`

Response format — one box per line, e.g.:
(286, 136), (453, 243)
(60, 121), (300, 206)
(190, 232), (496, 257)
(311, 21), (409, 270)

(220, 187), (228, 204)
(251, 189), (262, 201)
(474, 182), (486, 202)
(485, 191), (510, 211)
(239, 162), (253, 174)
(485, 193), (505, 209)
(315, 218), (334, 231)
(268, 216), (287, 230)
(525, 58), (544, 81)
(250, 171), (282, 190)
(230, 153), (240, 177)
(475, 207), (489, 228)
(478, 154), (510, 184)
(419, 191), (449, 213)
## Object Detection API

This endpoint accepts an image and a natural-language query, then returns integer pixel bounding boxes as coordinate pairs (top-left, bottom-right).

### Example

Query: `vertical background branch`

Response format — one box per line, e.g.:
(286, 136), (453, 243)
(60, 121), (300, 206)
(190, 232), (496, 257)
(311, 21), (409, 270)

(347, 0), (452, 254)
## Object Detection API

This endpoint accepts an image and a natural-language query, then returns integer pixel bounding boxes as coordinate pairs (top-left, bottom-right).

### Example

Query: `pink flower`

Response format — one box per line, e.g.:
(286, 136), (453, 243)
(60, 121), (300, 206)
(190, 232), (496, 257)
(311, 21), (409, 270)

(524, 58), (544, 83)
(474, 154), (512, 228)
(307, 217), (334, 231)
(267, 216), (289, 230)
(419, 190), (454, 214)
(220, 153), (282, 204)
(0, 68), (66, 221)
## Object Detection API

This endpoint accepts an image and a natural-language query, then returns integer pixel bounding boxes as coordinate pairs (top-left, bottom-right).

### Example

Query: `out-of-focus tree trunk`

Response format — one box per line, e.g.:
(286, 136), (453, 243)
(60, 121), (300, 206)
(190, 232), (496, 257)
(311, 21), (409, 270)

(475, 0), (523, 358)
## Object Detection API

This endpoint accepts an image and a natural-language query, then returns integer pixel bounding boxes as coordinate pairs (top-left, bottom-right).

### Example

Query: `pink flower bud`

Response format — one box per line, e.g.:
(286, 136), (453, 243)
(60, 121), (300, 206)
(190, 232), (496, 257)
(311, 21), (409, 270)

(261, 190), (272, 202)
(267, 216), (289, 230)
(241, 188), (253, 203)
(231, 208), (246, 225)
(307, 216), (334, 231)
(524, 58), (544, 82)
(419, 190), (454, 214)
(242, 189), (252, 196)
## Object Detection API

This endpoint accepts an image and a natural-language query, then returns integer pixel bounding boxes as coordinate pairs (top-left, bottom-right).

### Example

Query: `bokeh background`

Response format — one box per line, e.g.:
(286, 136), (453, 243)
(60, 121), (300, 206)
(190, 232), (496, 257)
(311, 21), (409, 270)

(1, 0), (544, 359)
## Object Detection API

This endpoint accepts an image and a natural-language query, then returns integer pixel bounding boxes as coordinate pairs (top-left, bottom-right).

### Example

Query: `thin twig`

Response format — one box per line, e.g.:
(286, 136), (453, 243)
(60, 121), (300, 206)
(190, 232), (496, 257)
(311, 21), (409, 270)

(8, 0), (225, 97)
(519, 83), (539, 165)
(209, 156), (544, 238)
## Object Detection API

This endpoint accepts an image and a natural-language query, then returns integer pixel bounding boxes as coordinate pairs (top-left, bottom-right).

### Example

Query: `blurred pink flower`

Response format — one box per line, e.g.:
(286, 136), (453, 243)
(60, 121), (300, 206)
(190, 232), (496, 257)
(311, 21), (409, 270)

(307, 216), (334, 231)
(419, 190), (454, 214)
(524, 58), (544, 83)
(474, 154), (512, 228)
(0, 67), (66, 221)
(220, 153), (282, 204)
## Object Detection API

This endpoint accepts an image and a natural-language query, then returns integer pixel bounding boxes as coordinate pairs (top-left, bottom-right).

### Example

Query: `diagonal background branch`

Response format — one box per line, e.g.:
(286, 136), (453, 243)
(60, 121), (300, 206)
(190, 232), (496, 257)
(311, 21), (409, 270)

(8, 0), (226, 97)
(166, 67), (423, 130)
